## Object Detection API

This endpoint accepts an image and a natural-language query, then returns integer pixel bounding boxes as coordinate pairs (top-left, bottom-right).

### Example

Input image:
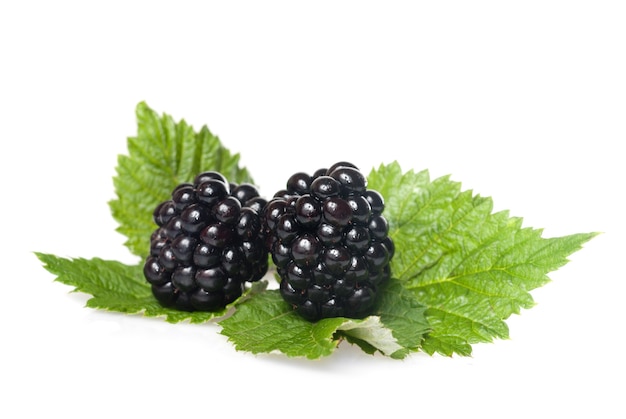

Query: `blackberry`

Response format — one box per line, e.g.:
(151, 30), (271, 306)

(264, 162), (394, 321)
(143, 172), (269, 312)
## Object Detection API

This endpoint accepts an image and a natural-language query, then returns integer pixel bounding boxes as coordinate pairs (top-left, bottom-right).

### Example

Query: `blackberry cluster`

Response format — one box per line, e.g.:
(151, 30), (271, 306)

(143, 171), (268, 312)
(264, 162), (394, 321)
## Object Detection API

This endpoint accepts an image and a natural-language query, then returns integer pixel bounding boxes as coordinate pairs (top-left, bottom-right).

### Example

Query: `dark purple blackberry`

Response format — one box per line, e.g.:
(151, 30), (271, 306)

(144, 172), (269, 312)
(264, 162), (393, 321)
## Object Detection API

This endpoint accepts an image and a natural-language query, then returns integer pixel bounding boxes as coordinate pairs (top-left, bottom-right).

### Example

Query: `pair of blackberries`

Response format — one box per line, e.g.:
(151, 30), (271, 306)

(142, 162), (394, 321)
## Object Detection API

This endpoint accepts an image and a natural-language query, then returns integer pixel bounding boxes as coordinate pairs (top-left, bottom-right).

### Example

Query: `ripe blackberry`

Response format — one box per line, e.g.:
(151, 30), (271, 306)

(264, 162), (394, 321)
(143, 172), (269, 312)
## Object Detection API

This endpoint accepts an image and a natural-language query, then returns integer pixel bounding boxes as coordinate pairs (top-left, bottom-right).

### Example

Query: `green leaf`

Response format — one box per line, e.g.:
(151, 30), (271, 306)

(219, 290), (345, 359)
(368, 162), (598, 356)
(336, 317), (404, 357)
(109, 102), (253, 258)
(219, 279), (429, 359)
(38, 101), (597, 361)
(36, 252), (227, 323)
(374, 279), (430, 359)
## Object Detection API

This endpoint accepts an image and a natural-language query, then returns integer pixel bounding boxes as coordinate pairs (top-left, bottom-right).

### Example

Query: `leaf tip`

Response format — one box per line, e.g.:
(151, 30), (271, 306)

(135, 100), (150, 112)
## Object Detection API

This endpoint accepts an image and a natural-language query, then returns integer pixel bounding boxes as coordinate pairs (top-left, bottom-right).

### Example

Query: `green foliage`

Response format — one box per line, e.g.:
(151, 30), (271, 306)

(367, 162), (598, 356)
(220, 290), (345, 359)
(36, 103), (597, 360)
(219, 280), (430, 359)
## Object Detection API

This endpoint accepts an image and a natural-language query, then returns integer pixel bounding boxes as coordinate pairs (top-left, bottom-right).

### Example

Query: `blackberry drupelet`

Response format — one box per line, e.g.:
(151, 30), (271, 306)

(143, 171), (268, 312)
(264, 162), (394, 321)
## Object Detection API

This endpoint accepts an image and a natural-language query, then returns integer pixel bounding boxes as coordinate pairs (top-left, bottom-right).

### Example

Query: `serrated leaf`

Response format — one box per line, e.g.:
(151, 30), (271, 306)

(36, 252), (227, 323)
(219, 290), (345, 359)
(368, 162), (597, 357)
(219, 279), (429, 359)
(109, 102), (253, 258)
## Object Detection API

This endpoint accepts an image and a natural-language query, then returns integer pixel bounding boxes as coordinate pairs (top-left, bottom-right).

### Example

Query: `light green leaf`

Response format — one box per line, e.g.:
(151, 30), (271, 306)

(109, 102), (253, 258)
(368, 162), (597, 356)
(337, 317), (403, 356)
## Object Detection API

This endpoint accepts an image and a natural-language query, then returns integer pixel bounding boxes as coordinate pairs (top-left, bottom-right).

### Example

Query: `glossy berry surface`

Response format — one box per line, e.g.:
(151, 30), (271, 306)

(264, 162), (393, 321)
(143, 172), (268, 312)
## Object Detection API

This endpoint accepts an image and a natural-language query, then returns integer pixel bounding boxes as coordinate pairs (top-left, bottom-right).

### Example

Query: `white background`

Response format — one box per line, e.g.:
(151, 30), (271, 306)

(1, 1), (624, 418)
